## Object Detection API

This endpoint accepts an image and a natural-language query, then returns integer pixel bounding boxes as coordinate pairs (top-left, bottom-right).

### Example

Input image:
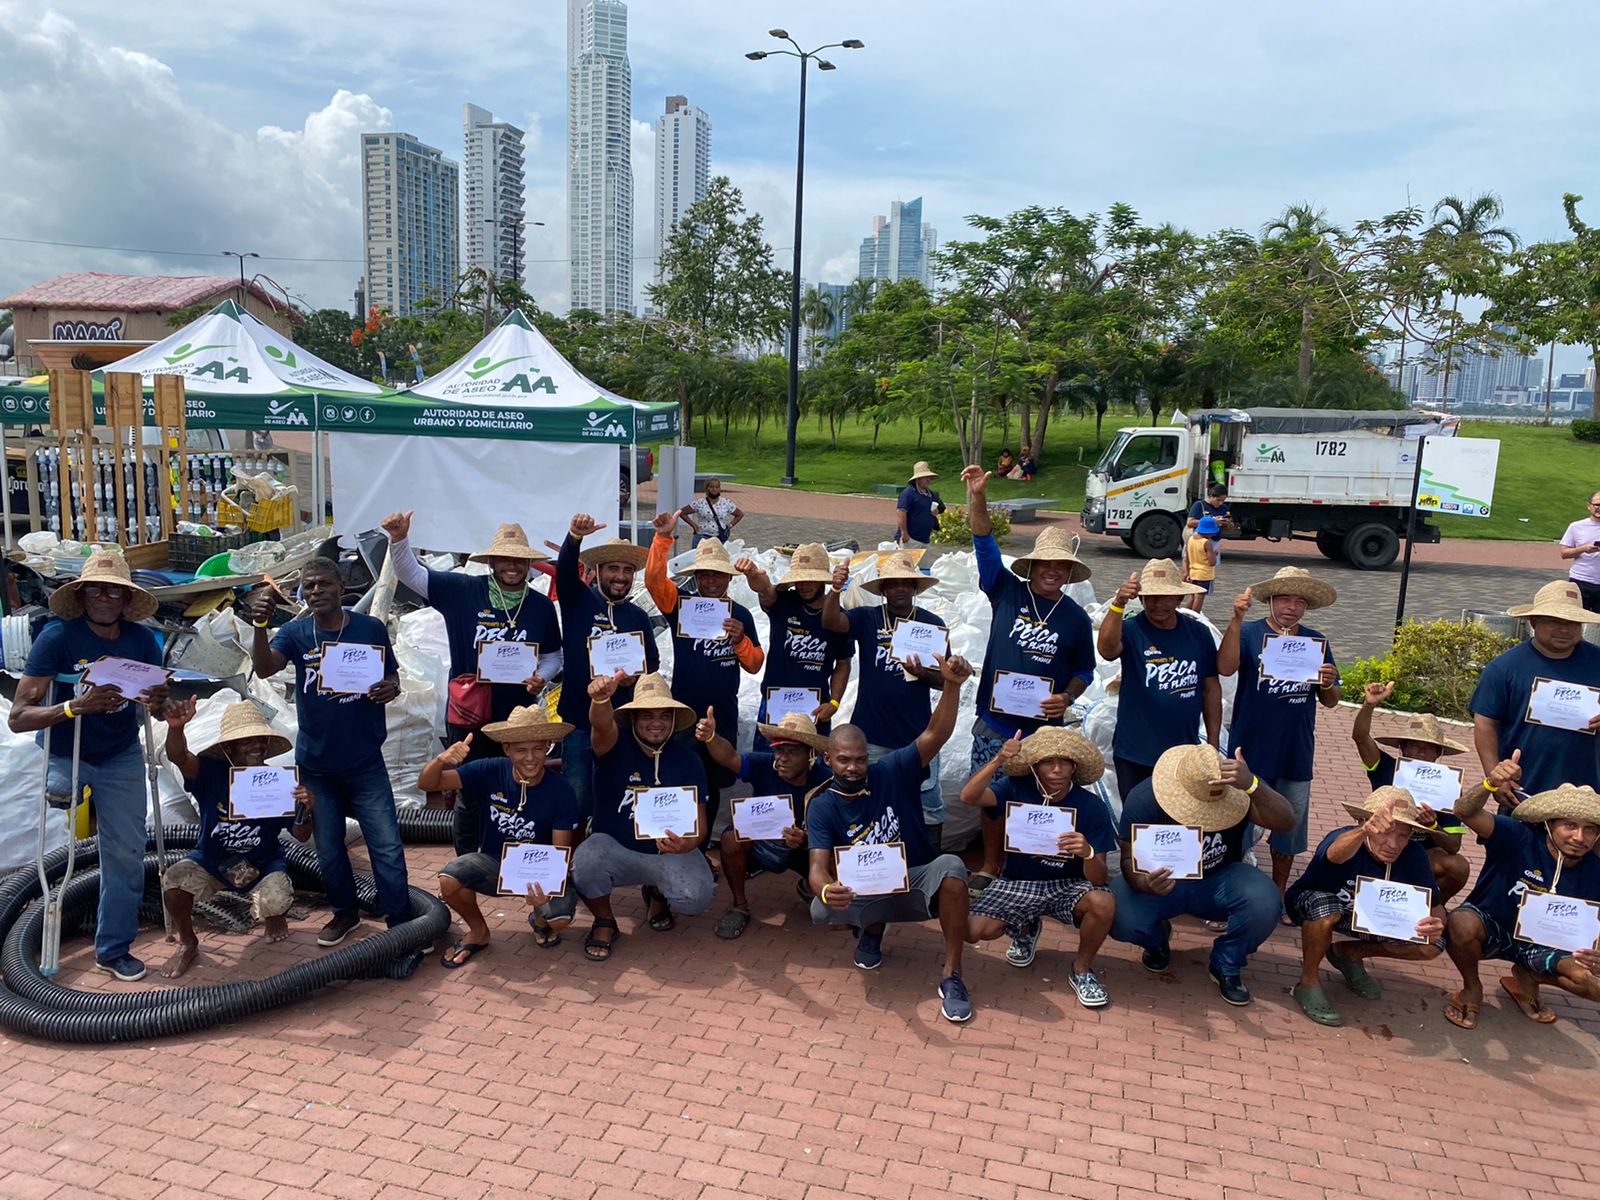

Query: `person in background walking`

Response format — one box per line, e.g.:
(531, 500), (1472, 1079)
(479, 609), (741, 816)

(896, 461), (946, 546)
(1558, 490), (1600, 612)
(677, 479), (743, 548)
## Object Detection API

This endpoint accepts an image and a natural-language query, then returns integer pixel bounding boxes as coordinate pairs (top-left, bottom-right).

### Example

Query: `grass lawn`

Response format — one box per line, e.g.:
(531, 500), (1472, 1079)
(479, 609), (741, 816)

(677, 413), (1598, 542)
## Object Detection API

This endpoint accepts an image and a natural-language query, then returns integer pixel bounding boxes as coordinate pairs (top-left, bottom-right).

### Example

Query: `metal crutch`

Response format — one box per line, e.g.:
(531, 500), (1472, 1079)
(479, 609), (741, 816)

(141, 703), (174, 938)
(38, 714), (84, 976)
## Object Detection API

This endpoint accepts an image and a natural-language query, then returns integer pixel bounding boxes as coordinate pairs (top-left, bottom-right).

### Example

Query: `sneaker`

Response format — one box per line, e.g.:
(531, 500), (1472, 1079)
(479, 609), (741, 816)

(938, 973), (974, 1023)
(853, 927), (884, 970)
(1141, 920), (1173, 973)
(318, 911), (361, 947)
(1208, 965), (1252, 1006)
(1067, 969), (1109, 1008)
(95, 954), (146, 982)
(1006, 917), (1043, 968)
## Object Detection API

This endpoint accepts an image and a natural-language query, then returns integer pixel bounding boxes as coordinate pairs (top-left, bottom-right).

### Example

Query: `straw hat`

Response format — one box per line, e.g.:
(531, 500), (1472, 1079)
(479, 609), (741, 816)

(861, 552), (937, 596)
(468, 522), (549, 564)
(1150, 744), (1251, 832)
(579, 537), (649, 570)
(1249, 565), (1336, 610)
(1512, 783), (1600, 827)
(678, 537), (738, 577)
(777, 543), (836, 588)
(1508, 580), (1600, 625)
(1010, 526), (1092, 584)
(755, 711), (832, 753)
(482, 704), (574, 744)
(612, 672), (697, 732)
(1139, 557), (1206, 597)
(49, 550), (157, 622)
(200, 701), (293, 760)
(1341, 785), (1431, 830)
(1374, 713), (1468, 756)
(1004, 726), (1104, 786)
(908, 461), (938, 482)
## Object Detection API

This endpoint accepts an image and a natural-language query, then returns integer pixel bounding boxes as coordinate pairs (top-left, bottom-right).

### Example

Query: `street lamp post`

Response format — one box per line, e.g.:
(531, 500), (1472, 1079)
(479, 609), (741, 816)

(482, 218), (545, 285)
(747, 30), (864, 487)
(222, 250), (259, 307)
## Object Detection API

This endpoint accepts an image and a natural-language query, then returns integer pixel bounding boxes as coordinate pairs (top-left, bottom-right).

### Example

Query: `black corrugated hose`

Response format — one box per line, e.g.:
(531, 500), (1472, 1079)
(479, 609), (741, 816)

(0, 825), (451, 1043)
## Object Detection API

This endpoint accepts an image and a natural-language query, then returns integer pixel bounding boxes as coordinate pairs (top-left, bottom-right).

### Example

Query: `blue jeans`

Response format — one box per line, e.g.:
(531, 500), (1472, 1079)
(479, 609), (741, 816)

(562, 727), (596, 822)
(48, 744), (146, 963)
(303, 759), (411, 926)
(1110, 862), (1283, 976)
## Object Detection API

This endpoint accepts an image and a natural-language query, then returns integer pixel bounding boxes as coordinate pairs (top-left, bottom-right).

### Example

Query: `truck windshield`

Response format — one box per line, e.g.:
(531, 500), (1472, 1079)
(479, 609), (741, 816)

(1093, 432), (1131, 476)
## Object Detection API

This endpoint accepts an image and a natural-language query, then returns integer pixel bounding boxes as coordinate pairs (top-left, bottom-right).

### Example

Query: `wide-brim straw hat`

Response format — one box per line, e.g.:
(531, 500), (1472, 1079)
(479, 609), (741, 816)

(1004, 726), (1104, 786)
(1341, 785), (1431, 830)
(777, 542), (835, 588)
(1249, 566), (1336, 610)
(612, 672), (697, 732)
(200, 700), (293, 760)
(755, 711), (832, 753)
(677, 537), (738, 577)
(1513, 783), (1600, 827)
(468, 522), (549, 564)
(1139, 557), (1206, 597)
(1374, 713), (1468, 756)
(861, 552), (937, 596)
(579, 537), (650, 570)
(1151, 744), (1251, 832)
(908, 460), (938, 482)
(50, 550), (157, 622)
(482, 705), (574, 744)
(1011, 526), (1092, 584)
(1508, 580), (1600, 625)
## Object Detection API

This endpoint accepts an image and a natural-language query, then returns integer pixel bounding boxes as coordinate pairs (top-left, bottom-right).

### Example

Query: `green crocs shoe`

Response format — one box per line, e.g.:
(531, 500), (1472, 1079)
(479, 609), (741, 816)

(1292, 983), (1343, 1027)
(1325, 946), (1383, 1000)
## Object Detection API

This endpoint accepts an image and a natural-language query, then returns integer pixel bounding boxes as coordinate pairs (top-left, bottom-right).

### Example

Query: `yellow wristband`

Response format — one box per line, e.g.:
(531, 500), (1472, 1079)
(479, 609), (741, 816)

(1246, 775), (1259, 795)
(1108, 604), (1125, 615)
(820, 883), (833, 904)
(1482, 779), (1499, 793)
(825, 698), (840, 711)
(62, 701), (75, 720)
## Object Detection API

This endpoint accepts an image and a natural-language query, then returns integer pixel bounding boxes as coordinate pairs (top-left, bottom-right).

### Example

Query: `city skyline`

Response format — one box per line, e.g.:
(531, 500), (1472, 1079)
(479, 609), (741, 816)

(461, 104), (527, 283)
(567, 0), (635, 315)
(653, 95), (712, 289)
(359, 132), (459, 318)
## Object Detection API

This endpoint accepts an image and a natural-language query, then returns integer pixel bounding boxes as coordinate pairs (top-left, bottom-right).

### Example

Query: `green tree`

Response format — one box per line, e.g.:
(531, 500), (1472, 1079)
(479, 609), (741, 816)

(293, 309), (363, 374)
(799, 284), (834, 365)
(1425, 193), (1519, 405)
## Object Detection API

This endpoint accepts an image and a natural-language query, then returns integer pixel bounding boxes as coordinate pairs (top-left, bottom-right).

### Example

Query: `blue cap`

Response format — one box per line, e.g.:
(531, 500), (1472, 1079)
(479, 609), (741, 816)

(1196, 517), (1220, 535)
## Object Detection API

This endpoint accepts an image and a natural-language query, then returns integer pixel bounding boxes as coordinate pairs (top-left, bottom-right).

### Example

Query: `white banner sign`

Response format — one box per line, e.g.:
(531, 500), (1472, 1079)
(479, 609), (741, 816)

(1416, 436), (1499, 519)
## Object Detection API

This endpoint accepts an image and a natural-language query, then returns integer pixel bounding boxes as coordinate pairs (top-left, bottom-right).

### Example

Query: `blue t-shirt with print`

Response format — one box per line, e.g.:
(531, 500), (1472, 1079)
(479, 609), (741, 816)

(1114, 612), (1217, 766)
(761, 592), (852, 700)
(1470, 639), (1600, 794)
(1464, 812), (1600, 931)
(1226, 619), (1336, 782)
(454, 758), (579, 860)
(1285, 825), (1439, 917)
(983, 773), (1117, 883)
(24, 617), (163, 763)
(427, 569), (560, 725)
(897, 485), (942, 543)
(270, 611), (398, 772)
(739, 752), (830, 825)
(971, 533), (1095, 739)
(1117, 777), (1249, 880)
(591, 730), (709, 855)
(185, 757), (294, 883)
(664, 593), (760, 723)
(845, 605), (944, 750)
(807, 743), (936, 868)
(555, 535), (660, 729)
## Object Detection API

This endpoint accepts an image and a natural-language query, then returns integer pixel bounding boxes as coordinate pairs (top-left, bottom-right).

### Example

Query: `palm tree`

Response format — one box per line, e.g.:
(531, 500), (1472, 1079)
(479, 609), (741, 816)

(1261, 204), (1343, 391)
(1428, 193), (1519, 406)
(799, 285), (834, 366)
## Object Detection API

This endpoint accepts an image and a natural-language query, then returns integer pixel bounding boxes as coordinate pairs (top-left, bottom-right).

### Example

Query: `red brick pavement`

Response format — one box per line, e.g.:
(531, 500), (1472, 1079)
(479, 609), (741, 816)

(2, 705), (1598, 1200)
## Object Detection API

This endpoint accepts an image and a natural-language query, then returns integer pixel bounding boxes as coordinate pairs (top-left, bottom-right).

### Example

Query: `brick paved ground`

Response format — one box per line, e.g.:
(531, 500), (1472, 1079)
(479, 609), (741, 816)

(3, 705), (1599, 1200)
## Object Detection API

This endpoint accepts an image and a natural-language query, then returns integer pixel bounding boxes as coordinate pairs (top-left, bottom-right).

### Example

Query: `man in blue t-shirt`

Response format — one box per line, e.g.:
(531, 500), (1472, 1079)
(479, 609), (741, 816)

(1097, 558), (1220, 802)
(10, 552), (171, 982)
(1470, 580), (1600, 796)
(1443, 755), (1600, 1030)
(1186, 483), (1232, 534)
(1111, 744), (1296, 1006)
(808, 654), (977, 1023)
(1283, 788), (1445, 1027)
(1218, 566), (1340, 893)
(247, 557), (409, 948)
(960, 726), (1118, 1008)
(895, 461), (945, 546)
(158, 699), (313, 979)
(960, 466), (1096, 892)
(382, 511), (563, 855)
(419, 707), (581, 967)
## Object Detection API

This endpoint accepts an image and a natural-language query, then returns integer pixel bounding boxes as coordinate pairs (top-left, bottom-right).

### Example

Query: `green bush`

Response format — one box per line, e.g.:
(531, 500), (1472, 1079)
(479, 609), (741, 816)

(932, 503), (1011, 545)
(1572, 419), (1600, 444)
(1341, 618), (1518, 721)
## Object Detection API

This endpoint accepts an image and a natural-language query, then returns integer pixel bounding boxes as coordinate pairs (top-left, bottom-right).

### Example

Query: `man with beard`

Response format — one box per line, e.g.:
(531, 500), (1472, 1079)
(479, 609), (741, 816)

(383, 511), (562, 854)
(808, 654), (978, 1022)
(558, 514), (659, 818)
(735, 544), (853, 751)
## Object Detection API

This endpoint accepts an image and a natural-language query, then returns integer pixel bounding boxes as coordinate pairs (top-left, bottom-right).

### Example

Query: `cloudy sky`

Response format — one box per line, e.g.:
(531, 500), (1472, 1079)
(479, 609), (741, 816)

(2, 0), (1595, 364)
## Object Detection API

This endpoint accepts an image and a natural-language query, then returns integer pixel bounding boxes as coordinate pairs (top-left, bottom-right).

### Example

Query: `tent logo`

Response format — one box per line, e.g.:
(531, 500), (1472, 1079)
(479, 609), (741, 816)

(263, 345), (299, 369)
(465, 354), (527, 380)
(582, 410), (627, 439)
(163, 342), (226, 366)
(264, 397), (310, 427)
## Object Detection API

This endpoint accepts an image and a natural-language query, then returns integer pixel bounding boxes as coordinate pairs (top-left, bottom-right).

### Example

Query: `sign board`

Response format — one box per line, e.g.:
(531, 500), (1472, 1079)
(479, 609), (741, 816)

(1415, 436), (1498, 519)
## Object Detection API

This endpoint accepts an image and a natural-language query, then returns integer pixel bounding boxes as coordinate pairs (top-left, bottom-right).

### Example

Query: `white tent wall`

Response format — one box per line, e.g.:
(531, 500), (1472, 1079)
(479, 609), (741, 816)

(328, 434), (619, 553)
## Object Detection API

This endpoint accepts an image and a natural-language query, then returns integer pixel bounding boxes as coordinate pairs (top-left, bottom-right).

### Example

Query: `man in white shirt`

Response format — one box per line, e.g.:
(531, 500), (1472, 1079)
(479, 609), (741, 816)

(1558, 490), (1600, 612)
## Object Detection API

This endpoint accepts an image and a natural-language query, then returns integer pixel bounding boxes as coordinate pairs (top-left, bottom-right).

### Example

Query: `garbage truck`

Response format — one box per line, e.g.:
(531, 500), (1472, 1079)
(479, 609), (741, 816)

(1079, 407), (1446, 570)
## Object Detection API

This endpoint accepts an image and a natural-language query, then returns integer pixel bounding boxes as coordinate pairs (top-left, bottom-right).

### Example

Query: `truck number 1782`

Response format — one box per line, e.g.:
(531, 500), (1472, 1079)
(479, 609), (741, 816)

(1315, 440), (1348, 456)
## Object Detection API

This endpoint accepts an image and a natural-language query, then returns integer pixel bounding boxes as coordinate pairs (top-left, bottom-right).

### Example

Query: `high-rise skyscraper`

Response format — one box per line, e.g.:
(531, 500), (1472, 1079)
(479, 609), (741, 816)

(858, 198), (935, 286)
(567, 0), (633, 314)
(653, 95), (711, 285)
(462, 104), (527, 282)
(361, 132), (459, 317)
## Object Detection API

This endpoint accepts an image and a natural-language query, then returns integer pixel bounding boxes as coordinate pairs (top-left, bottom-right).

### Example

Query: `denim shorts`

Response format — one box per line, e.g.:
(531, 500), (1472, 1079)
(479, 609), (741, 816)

(1453, 902), (1571, 976)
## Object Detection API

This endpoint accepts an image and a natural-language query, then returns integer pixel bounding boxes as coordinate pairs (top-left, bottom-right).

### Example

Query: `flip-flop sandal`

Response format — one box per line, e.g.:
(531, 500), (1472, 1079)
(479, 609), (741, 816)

(441, 941), (488, 969)
(1325, 946), (1383, 1000)
(584, 918), (620, 962)
(642, 885), (676, 932)
(1292, 983), (1343, 1027)
(1500, 975), (1558, 1024)
(528, 914), (561, 949)
(715, 907), (752, 940)
(1444, 990), (1480, 1030)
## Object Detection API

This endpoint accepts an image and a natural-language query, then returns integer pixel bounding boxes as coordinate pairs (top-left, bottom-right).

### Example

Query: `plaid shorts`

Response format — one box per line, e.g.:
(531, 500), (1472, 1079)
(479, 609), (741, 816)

(969, 876), (1108, 938)
(1454, 902), (1571, 976)
(1289, 888), (1444, 949)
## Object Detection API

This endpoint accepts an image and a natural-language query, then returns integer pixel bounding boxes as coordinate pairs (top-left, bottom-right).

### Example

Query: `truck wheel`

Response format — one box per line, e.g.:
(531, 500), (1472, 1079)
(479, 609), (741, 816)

(1130, 513), (1183, 560)
(1343, 523), (1399, 571)
(1315, 530), (1347, 561)
(619, 467), (632, 508)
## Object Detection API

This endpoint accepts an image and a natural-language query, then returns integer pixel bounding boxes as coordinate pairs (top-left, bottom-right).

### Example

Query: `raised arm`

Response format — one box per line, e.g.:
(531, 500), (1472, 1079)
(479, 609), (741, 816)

(691, 706), (743, 775)
(418, 733), (476, 793)
(1351, 681), (1394, 768)
(244, 588), (289, 677)
(1216, 587), (1252, 676)
(735, 557), (777, 609)
(915, 654), (975, 767)
(559, 513), (605, 609)
(1097, 572), (1140, 661)
(960, 731), (1020, 807)
(1221, 748), (1294, 833)
(962, 465), (992, 538)
(819, 566), (851, 634)
(161, 696), (201, 781)
(381, 510), (430, 598)
(586, 669), (624, 757)
(1455, 749), (1521, 838)
(645, 513), (681, 613)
